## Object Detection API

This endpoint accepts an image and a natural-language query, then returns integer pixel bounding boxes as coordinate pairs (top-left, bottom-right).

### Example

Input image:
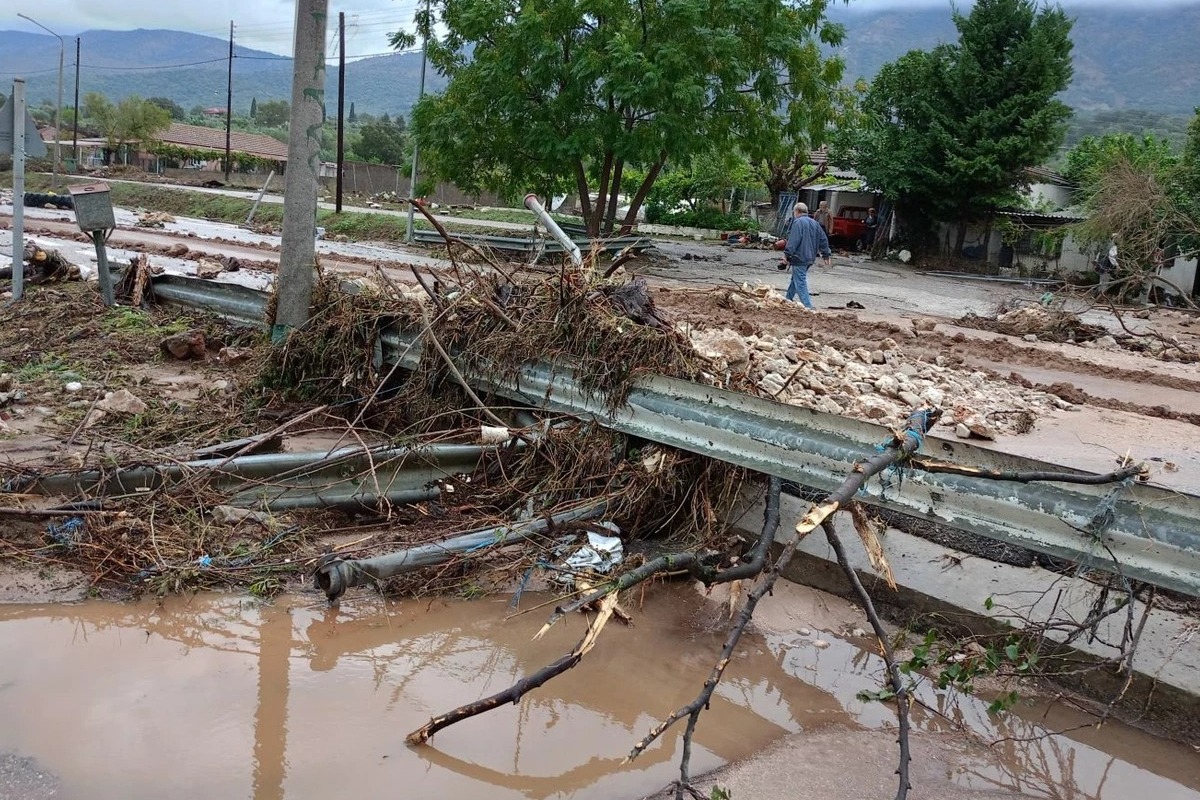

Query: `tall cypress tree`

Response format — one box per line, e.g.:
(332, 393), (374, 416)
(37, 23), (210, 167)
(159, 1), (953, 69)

(250, 97), (258, 119)
(348, 102), (357, 124)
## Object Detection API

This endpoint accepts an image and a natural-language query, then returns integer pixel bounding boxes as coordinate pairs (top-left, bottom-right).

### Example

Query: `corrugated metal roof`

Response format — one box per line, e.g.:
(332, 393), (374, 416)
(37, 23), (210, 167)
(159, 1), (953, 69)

(995, 208), (1086, 222)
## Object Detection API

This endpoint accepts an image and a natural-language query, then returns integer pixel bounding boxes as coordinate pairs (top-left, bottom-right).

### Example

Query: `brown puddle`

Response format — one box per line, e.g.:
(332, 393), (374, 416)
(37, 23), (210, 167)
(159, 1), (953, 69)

(1, 585), (1198, 800)
(0, 586), (847, 800)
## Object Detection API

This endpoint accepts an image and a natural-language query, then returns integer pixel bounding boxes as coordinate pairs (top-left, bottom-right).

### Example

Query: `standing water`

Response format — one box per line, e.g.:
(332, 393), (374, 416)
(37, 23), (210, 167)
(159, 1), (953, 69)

(0, 584), (1197, 799)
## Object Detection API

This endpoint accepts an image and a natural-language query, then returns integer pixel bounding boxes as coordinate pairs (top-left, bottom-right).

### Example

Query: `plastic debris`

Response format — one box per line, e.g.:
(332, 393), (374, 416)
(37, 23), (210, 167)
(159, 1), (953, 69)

(550, 523), (624, 587)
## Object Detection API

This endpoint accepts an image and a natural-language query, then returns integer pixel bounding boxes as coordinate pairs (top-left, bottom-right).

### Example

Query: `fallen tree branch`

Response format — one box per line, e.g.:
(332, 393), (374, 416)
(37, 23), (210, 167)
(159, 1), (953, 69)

(626, 513), (802, 800)
(406, 584), (619, 745)
(907, 459), (1145, 485)
(822, 518), (911, 800)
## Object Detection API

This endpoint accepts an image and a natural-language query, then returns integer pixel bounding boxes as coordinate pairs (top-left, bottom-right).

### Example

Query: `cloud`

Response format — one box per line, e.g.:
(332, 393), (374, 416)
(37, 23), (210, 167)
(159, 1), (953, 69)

(7, 0), (416, 56)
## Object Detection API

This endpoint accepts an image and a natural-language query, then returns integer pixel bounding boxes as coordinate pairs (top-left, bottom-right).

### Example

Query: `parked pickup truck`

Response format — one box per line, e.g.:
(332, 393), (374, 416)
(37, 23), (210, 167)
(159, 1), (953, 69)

(829, 206), (873, 248)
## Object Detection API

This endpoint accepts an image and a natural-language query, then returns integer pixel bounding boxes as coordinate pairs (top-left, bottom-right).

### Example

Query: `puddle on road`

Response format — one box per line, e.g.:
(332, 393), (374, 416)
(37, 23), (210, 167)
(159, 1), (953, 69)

(0, 586), (846, 800)
(1, 586), (1197, 800)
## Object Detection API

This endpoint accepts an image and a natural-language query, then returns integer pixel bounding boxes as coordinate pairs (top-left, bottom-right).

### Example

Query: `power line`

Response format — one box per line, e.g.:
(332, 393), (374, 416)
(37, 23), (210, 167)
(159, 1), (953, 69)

(80, 58), (229, 71)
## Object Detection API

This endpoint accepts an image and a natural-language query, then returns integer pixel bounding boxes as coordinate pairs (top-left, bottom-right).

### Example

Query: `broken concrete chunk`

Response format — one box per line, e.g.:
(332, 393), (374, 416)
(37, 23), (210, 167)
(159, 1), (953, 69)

(166, 243), (189, 257)
(874, 376), (900, 398)
(690, 328), (751, 371)
(96, 389), (147, 415)
(955, 423), (972, 439)
(911, 317), (938, 332)
(196, 259), (224, 279)
(161, 331), (208, 360)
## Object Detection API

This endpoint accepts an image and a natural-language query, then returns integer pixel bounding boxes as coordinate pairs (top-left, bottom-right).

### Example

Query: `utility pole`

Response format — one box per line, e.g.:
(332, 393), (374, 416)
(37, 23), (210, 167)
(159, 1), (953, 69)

(274, 0), (328, 339)
(335, 11), (345, 213)
(72, 37), (80, 168)
(9, 79), (28, 301)
(225, 20), (234, 183)
(404, 0), (430, 243)
(17, 14), (63, 189)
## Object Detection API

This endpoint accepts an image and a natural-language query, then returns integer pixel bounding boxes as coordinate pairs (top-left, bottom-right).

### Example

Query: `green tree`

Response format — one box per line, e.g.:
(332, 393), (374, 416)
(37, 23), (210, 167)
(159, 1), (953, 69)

(836, 0), (1073, 253)
(393, 0), (846, 235)
(250, 97), (258, 119)
(348, 102), (357, 124)
(146, 96), (186, 121)
(1062, 133), (1175, 187)
(1070, 110), (1200, 284)
(82, 92), (172, 165)
(256, 99), (290, 128)
(351, 116), (408, 165)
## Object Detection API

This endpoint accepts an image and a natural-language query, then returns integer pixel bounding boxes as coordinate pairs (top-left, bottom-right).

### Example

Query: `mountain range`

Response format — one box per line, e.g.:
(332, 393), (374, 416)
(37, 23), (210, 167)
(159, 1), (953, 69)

(1, 3), (1197, 118)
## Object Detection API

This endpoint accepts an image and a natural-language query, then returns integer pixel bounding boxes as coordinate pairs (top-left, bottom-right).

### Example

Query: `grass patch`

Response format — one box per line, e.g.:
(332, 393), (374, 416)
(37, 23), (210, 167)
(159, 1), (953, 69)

(102, 306), (192, 337)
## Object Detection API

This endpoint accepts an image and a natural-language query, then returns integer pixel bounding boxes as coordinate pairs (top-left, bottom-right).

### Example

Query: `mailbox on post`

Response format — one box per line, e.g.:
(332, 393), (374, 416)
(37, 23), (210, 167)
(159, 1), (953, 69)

(66, 182), (116, 306)
(67, 182), (116, 232)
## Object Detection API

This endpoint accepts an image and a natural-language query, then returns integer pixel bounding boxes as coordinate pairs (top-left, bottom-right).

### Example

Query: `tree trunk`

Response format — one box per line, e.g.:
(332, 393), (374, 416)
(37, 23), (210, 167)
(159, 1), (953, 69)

(574, 159), (593, 236)
(604, 158), (625, 235)
(591, 151), (614, 238)
(954, 219), (968, 259)
(619, 155), (666, 234)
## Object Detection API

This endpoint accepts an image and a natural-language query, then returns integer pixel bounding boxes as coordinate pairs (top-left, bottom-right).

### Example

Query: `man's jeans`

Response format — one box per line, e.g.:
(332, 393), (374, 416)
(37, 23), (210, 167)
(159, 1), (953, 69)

(785, 261), (814, 309)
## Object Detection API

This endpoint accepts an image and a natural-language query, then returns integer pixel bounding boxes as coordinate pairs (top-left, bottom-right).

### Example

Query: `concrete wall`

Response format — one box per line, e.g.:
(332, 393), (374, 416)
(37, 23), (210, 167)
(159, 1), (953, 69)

(319, 161), (503, 206)
(1027, 181), (1074, 208)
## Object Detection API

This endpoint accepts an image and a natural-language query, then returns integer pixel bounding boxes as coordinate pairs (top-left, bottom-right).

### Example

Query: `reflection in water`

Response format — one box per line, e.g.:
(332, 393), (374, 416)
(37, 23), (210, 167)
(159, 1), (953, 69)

(0, 589), (1197, 800)
(764, 631), (1200, 800)
(0, 587), (846, 800)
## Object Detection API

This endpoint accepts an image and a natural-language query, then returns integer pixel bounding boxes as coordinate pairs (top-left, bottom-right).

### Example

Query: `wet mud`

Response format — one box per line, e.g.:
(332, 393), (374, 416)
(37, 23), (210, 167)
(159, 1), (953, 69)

(2, 583), (1198, 800)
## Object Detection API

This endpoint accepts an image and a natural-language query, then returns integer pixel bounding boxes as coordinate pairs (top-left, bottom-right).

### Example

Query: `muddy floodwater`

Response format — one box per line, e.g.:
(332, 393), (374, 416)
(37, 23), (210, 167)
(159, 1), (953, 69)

(1, 585), (1198, 800)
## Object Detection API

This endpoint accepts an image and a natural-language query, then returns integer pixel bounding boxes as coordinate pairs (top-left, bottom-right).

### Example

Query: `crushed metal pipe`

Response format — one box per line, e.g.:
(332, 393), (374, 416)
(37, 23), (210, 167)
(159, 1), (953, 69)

(315, 502), (607, 601)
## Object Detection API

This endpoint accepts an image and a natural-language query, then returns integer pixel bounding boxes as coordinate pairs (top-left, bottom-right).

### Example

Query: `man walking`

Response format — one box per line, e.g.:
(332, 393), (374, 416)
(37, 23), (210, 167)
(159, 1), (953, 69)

(778, 202), (832, 309)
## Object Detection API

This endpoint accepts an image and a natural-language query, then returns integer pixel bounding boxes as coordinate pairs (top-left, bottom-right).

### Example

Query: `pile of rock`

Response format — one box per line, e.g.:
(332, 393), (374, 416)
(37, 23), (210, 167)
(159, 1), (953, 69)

(688, 327), (1071, 439)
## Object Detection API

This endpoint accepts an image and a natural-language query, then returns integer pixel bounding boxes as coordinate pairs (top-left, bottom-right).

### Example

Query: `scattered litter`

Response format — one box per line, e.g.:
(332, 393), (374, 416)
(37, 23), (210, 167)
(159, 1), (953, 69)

(46, 517), (86, 550)
(480, 425), (511, 444)
(550, 523), (624, 588)
(212, 505), (273, 527)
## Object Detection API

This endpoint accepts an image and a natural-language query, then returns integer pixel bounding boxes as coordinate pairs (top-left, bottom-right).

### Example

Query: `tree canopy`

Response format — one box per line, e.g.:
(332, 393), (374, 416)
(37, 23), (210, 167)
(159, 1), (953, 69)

(834, 0), (1073, 250)
(255, 99), (291, 128)
(146, 97), (186, 121)
(394, 0), (847, 234)
(351, 115), (408, 165)
(82, 93), (172, 162)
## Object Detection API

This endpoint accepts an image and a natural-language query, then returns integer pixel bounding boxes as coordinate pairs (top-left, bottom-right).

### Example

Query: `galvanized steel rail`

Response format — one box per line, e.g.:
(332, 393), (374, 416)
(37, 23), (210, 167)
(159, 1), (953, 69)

(146, 275), (1200, 596)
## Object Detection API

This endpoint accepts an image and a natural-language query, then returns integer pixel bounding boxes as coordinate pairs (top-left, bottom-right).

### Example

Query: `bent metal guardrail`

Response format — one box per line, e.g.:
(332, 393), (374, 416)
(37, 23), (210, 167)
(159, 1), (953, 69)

(144, 274), (1200, 597)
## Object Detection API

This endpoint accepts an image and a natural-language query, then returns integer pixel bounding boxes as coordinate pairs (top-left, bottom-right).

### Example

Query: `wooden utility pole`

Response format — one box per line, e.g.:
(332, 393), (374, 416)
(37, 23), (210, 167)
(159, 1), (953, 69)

(273, 0), (328, 339)
(335, 11), (345, 213)
(225, 21), (234, 182)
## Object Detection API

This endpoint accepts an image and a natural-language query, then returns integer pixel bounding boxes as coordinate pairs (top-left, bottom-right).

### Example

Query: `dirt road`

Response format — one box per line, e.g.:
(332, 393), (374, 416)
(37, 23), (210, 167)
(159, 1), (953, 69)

(4, 202), (1199, 494)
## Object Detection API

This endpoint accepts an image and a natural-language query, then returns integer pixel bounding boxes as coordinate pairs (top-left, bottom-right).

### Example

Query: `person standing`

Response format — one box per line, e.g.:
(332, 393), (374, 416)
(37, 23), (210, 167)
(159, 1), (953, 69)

(813, 200), (833, 236)
(1096, 234), (1118, 297)
(864, 208), (879, 248)
(778, 202), (832, 309)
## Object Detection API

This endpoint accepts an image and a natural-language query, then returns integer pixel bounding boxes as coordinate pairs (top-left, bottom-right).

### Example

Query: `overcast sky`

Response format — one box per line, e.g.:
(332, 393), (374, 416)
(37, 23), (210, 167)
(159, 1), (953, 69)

(5, 0), (1199, 57)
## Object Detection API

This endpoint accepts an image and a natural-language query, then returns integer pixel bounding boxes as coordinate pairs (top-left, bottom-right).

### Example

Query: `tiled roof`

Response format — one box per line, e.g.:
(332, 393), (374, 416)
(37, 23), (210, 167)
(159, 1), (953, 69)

(158, 123), (289, 162)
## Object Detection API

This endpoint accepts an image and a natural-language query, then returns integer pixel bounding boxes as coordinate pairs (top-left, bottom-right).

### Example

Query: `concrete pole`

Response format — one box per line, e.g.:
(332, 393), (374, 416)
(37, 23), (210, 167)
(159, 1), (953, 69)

(72, 38), (80, 168)
(272, 0), (328, 340)
(11, 79), (27, 301)
(16, 15), (63, 189)
(335, 11), (345, 213)
(225, 21), (234, 183)
(404, 0), (430, 243)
